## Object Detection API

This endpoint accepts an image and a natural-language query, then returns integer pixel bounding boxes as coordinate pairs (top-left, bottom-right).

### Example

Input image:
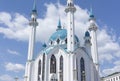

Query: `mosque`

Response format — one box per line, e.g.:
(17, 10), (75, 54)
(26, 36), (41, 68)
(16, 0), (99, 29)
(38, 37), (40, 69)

(24, 0), (100, 81)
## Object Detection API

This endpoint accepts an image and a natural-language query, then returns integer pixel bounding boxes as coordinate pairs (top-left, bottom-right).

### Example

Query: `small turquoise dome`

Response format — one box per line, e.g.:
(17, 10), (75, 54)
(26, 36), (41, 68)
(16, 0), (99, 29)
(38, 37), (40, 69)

(90, 14), (94, 18)
(89, 7), (95, 18)
(42, 43), (47, 48)
(85, 31), (90, 37)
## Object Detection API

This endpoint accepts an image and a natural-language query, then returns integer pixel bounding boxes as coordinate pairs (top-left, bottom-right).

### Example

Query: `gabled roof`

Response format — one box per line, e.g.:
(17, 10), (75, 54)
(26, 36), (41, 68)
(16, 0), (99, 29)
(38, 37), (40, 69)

(35, 45), (68, 60)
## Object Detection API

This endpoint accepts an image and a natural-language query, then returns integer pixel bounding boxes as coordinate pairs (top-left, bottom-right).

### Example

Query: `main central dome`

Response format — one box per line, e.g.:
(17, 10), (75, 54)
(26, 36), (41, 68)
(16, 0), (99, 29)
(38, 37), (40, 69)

(48, 29), (80, 47)
(50, 29), (67, 41)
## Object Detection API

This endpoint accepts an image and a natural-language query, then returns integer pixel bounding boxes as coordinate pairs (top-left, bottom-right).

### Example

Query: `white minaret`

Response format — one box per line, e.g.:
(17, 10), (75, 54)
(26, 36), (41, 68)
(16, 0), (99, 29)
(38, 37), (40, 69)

(24, 0), (38, 81)
(88, 9), (99, 71)
(65, 0), (76, 52)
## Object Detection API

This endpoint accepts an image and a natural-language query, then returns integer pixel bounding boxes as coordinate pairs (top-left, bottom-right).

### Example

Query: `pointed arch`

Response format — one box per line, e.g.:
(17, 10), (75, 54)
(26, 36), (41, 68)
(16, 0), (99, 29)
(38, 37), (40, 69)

(42, 54), (45, 81)
(50, 55), (56, 73)
(38, 60), (41, 80)
(65, 38), (67, 44)
(57, 38), (60, 44)
(59, 55), (63, 81)
(80, 58), (86, 81)
(60, 56), (63, 70)
(51, 41), (53, 45)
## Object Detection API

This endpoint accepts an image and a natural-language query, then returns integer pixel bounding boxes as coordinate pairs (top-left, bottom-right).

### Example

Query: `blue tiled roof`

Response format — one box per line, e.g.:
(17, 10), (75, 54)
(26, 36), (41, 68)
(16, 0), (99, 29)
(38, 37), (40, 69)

(49, 29), (67, 41)
(49, 29), (79, 42)
(44, 46), (54, 54)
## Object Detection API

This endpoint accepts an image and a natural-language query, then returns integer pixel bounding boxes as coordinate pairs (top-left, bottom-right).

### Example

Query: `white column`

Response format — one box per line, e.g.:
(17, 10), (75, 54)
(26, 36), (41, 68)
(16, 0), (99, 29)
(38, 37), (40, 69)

(67, 12), (75, 52)
(89, 17), (99, 72)
(28, 26), (36, 60)
(90, 30), (99, 71)
(73, 54), (77, 81)
(65, 0), (76, 52)
(24, 9), (38, 81)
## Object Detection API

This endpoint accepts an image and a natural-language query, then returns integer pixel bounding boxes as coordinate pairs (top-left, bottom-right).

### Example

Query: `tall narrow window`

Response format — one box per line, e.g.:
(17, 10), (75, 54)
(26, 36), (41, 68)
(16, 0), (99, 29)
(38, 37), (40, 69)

(50, 55), (56, 73)
(38, 60), (41, 80)
(59, 56), (63, 81)
(42, 54), (45, 81)
(65, 38), (67, 44)
(51, 41), (53, 45)
(80, 58), (85, 81)
(57, 39), (60, 44)
(76, 59), (78, 80)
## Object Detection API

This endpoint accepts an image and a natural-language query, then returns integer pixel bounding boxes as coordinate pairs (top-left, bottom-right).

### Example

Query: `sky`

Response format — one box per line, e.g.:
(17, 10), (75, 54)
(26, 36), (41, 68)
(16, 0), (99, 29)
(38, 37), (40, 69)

(0, 0), (120, 81)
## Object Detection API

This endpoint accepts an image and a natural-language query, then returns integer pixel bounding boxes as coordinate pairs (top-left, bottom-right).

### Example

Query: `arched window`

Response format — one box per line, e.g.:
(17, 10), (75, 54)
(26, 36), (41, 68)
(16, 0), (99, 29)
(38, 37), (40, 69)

(42, 54), (45, 81)
(51, 41), (53, 45)
(80, 58), (86, 81)
(59, 56), (63, 81)
(65, 38), (67, 44)
(57, 39), (60, 44)
(76, 59), (78, 80)
(50, 55), (56, 73)
(38, 60), (41, 80)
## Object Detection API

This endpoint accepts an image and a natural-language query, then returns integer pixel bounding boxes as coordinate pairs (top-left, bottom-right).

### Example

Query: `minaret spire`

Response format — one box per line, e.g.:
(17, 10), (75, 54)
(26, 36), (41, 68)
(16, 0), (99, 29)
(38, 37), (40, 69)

(31, 0), (38, 21)
(32, 0), (37, 12)
(90, 7), (94, 18)
(65, 0), (76, 52)
(28, 0), (38, 61)
(57, 0), (62, 30)
(24, 0), (38, 81)
(57, 18), (62, 30)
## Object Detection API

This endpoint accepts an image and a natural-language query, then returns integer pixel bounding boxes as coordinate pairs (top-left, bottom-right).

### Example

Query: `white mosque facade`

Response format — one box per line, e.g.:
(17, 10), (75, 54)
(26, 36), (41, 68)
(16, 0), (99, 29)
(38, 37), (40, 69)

(24, 0), (100, 81)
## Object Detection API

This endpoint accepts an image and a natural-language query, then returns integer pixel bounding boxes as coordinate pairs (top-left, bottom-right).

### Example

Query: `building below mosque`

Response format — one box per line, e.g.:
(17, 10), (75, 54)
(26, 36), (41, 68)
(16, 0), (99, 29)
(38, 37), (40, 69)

(24, 0), (100, 81)
(101, 72), (120, 81)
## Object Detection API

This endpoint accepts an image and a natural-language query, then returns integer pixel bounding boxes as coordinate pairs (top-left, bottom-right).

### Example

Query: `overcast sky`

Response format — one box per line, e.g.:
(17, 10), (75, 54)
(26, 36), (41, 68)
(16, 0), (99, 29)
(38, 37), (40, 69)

(0, 0), (120, 81)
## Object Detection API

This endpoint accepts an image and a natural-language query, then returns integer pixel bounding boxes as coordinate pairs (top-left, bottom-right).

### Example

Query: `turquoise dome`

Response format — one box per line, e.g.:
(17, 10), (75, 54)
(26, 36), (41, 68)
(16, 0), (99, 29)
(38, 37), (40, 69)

(85, 31), (90, 37)
(49, 29), (79, 46)
(42, 43), (47, 48)
(50, 29), (67, 41)
(90, 14), (94, 18)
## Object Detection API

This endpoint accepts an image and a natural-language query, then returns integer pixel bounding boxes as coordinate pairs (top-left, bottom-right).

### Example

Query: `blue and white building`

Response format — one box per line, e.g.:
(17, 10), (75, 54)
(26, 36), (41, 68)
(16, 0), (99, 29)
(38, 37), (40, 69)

(24, 0), (100, 81)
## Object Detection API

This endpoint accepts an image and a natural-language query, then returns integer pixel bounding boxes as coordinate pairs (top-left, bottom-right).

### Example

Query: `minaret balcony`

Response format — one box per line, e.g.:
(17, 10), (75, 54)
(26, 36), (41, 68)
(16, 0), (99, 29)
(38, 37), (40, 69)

(89, 24), (97, 31)
(65, 6), (76, 13)
(29, 20), (38, 27)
